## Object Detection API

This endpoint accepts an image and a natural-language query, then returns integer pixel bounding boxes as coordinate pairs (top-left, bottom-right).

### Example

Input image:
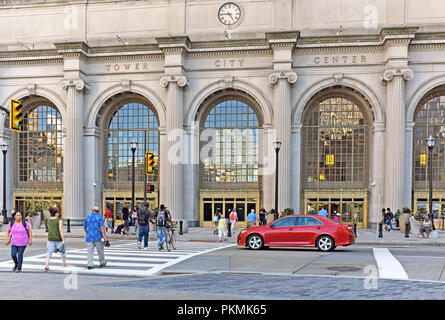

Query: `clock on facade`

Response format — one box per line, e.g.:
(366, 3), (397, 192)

(218, 2), (242, 26)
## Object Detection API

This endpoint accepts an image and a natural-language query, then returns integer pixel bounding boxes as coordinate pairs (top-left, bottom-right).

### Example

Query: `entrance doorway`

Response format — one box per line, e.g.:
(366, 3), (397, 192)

(304, 191), (368, 228)
(413, 191), (445, 229)
(199, 191), (260, 228)
(103, 191), (158, 225)
(13, 192), (63, 227)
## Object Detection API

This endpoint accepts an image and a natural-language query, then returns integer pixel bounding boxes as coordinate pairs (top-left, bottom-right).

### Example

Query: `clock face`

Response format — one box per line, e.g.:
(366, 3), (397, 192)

(218, 2), (241, 26)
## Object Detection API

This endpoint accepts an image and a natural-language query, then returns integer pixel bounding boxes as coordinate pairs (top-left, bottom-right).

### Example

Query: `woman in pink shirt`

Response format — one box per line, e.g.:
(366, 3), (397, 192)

(4, 211), (32, 273)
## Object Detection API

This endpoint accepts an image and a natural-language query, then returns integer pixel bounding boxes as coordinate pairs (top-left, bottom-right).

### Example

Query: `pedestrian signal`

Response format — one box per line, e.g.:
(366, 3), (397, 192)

(146, 152), (155, 175)
(147, 184), (155, 192)
(10, 99), (23, 132)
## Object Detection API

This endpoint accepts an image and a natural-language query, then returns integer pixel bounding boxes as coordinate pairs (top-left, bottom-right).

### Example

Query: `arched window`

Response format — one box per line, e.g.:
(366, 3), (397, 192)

(303, 93), (370, 189)
(105, 101), (159, 187)
(17, 103), (63, 188)
(413, 90), (445, 187)
(200, 96), (261, 189)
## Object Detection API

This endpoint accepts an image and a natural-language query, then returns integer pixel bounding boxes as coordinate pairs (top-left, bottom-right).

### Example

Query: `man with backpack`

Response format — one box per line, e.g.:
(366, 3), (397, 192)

(137, 203), (154, 250)
(157, 204), (172, 250)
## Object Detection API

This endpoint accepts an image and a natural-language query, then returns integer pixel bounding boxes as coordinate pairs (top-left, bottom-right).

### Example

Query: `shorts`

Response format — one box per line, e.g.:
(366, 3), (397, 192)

(218, 229), (227, 238)
(46, 241), (66, 258)
(421, 226), (431, 233)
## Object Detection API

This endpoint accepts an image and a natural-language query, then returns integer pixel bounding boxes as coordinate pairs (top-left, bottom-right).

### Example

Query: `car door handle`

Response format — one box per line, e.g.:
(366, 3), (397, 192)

(288, 228), (293, 231)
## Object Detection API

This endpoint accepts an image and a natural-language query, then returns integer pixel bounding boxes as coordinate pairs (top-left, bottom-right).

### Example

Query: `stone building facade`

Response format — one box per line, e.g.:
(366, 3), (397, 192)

(1, 0), (445, 228)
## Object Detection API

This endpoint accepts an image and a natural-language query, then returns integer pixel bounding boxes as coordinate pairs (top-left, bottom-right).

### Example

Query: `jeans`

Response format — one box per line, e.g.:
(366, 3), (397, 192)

(157, 226), (167, 247)
(87, 241), (107, 267)
(11, 245), (26, 270)
(388, 218), (394, 230)
(138, 224), (149, 248)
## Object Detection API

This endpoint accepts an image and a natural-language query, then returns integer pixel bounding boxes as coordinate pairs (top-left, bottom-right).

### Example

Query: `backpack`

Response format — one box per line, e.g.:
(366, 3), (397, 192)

(157, 210), (166, 227)
(139, 209), (149, 226)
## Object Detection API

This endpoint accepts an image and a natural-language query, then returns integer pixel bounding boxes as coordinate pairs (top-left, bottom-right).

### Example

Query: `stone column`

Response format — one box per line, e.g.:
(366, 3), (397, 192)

(404, 122), (415, 209)
(382, 68), (413, 212)
(60, 79), (90, 225)
(83, 128), (102, 216)
(160, 75), (188, 223)
(291, 124), (302, 213)
(370, 122), (386, 227)
(183, 124), (199, 227)
(268, 71), (297, 213)
(0, 129), (13, 222)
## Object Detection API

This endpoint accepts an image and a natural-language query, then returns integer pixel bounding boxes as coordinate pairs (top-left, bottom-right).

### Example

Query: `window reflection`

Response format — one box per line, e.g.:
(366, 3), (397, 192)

(18, 105), (63, 184)
(413, 93), (445, 185)
(201, 98), (260, 185)
(303, 95), (368, 185)
(107, 102), (159, 183)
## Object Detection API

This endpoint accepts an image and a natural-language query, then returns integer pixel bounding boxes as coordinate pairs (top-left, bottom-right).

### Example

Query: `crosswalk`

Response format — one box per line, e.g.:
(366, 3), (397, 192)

(0, 241), (235, 277)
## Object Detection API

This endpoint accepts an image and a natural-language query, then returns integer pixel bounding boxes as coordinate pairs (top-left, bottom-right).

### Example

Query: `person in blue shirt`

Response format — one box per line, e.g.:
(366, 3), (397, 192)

(318, 207), (328, 217)
(247, 209), (258, 228)
(83, 206), (108, 270)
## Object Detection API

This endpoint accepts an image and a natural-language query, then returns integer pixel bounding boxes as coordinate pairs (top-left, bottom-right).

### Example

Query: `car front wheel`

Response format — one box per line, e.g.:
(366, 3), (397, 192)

(316, 235), (335, 252)
(247, 234), (264, 250)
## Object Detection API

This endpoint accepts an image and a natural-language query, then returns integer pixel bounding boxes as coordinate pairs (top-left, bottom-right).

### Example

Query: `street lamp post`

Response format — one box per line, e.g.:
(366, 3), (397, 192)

(273, 140), (281, 220)
(130, 139), (138, 218)
(427, 134), (435, 230)
(1, 144), (7, 225)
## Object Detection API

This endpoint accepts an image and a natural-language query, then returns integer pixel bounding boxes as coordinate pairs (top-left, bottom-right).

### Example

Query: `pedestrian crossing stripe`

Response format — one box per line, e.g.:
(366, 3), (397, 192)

(0, 242), (235, 277)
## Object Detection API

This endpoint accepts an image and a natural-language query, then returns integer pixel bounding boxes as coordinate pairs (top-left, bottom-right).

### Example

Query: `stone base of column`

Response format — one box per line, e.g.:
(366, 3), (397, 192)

(64, 218), (85, 227)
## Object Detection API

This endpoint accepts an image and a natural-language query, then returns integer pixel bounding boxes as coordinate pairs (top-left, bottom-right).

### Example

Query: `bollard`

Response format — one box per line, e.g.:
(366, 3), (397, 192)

(179, 220), (183, 235)
(405, 221), (410, 238)
(45, 219), (49, 233)
(378, 222), (383, 238)
(67, 218), (71, 233)
(353, 223), (357, 238)
(227, 219), (231, 237)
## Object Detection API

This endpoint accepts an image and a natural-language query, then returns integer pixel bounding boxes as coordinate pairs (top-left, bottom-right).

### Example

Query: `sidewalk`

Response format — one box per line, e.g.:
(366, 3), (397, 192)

(1, 224), (445, 246)
(356, 228), (445, 247)
(0, 224), (239, 244)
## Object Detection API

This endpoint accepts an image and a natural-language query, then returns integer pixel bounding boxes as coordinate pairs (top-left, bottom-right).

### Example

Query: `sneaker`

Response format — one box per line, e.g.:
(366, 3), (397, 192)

(87, 266), (94, 270)
(160, 243), (164, 250)
(137, 242), (142, 249)
(143, 247), (149, 251)
(12, 265), (17, 272)
(16, 269), (21, 273)
(99, 263), (107, 268)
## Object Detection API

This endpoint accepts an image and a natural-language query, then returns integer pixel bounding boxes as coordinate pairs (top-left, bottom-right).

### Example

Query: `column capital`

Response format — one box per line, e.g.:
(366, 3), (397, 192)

(59, 79), (91, 94)
(381, 67), (413, 83)
(268, 71), (298, 86)
(160, 74), (188, 89)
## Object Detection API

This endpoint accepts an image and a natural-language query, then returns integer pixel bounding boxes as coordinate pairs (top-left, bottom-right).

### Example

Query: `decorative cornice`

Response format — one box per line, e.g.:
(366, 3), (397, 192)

(59, 79), (91, 94)
(381, 67), (413, 84)
(160, 75), (188, 89)
(268, 71), (298, 85)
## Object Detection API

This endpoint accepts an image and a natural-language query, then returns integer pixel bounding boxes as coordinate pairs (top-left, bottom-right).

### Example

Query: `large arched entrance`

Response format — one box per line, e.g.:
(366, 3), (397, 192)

(198, 91), (263, 227)
(412, 86), (445, 221)
(301, 88), (372, 228)
(101, 94), (160, 223)
(13, 97), (64, 220)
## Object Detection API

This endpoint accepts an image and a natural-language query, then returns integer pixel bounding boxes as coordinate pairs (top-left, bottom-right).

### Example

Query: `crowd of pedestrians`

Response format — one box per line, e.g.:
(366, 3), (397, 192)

(2, 202), (174, 273)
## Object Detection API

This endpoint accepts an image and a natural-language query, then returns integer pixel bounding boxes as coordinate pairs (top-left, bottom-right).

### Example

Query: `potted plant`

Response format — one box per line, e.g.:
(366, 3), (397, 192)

(27, 204), (43, 229)
(280, 208), (294, 217)
(399, 207), (411, 234)
(409, 208), (425, 236)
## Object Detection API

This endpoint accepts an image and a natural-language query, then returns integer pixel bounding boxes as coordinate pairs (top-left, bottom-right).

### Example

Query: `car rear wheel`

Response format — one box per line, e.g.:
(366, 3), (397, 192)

(316, 235), (335, 252)
(247, 234), (264, 250)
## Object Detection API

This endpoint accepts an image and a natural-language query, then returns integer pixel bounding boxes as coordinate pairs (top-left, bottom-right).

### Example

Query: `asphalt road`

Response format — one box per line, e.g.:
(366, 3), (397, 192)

(1, 238), (445, 299)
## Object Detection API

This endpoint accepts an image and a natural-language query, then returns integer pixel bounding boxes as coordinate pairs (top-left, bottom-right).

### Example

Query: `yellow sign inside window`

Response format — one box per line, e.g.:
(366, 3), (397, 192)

(326, 154), (335, 166)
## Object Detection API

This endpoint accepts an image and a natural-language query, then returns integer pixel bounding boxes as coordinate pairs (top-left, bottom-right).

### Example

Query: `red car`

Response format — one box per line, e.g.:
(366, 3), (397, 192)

(237, 215), (355, 252)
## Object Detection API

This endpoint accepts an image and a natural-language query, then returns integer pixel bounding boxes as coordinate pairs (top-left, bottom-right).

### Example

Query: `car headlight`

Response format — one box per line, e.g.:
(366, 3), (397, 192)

(240, 229), (246, 235)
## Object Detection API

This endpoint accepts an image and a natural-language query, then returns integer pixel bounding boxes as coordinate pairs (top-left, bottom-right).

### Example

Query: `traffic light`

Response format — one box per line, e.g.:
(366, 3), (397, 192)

(146, 152), (155, 175)
(10, 99), (23, 132)
(147, 184), (155, 192)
